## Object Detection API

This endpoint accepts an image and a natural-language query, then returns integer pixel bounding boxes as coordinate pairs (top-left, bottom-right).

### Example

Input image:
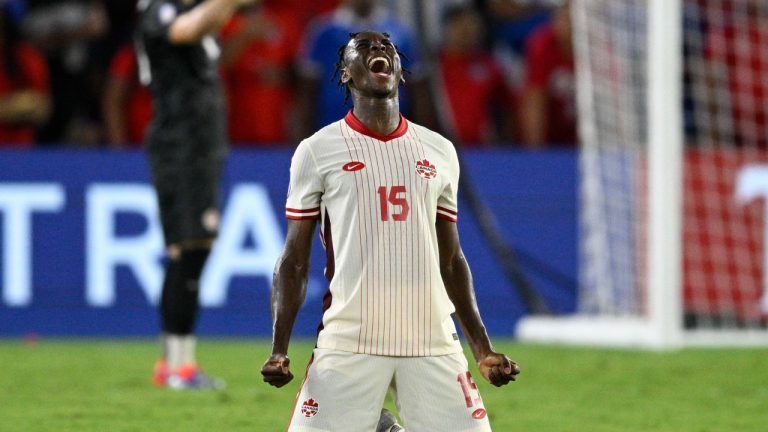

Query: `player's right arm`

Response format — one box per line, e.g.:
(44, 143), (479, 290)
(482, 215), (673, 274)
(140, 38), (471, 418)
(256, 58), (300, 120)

(262, 139), (323, 387)
(261, 218), (316, 388)
(167, 0), (250, 44)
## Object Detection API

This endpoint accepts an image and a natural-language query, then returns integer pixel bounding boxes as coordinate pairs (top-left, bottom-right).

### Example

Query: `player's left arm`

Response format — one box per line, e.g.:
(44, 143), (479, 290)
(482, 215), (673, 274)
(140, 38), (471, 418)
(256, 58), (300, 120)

(437, 219), (521, 387)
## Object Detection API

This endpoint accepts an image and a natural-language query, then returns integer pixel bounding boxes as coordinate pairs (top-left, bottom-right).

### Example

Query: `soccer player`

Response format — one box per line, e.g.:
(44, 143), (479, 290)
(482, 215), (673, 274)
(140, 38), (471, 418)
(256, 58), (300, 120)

(261, 31), (520, 431)
(136, 0), (249, 390)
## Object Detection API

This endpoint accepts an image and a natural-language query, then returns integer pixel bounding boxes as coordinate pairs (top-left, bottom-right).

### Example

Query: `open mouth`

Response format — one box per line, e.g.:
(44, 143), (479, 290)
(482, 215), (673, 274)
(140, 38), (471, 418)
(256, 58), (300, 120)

(368, 56), (391, 75)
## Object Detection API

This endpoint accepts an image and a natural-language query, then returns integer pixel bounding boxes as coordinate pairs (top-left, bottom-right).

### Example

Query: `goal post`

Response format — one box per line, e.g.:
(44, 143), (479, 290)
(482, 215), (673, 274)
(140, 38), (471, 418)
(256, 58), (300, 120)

(517, 0), (768, 348)
(647, 0), (683, 348)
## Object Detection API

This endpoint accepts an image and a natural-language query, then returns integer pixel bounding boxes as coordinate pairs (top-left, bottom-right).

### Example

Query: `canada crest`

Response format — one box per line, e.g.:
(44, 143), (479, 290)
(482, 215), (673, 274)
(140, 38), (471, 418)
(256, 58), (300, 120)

(415, 159), (437, 179)
(301, 398), (319, 418)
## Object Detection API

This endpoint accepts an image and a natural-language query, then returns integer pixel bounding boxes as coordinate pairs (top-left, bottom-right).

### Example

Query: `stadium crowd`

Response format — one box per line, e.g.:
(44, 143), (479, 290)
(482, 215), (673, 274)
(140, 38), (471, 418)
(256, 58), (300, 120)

(0, 0), (576, 149)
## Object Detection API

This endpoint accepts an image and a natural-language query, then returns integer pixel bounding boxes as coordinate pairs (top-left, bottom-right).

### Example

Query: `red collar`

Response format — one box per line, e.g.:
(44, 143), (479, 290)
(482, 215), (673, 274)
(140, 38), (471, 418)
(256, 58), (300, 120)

(344, 110), (408, 142)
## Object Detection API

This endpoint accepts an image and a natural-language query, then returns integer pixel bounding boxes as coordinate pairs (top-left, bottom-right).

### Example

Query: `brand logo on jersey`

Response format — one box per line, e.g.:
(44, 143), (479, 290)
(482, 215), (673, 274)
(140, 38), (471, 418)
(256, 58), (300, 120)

(342, 161), (366, 172)
(415, 159), (437, 179)
(301, 398), (319, 418)
(472, 409), (487, 420)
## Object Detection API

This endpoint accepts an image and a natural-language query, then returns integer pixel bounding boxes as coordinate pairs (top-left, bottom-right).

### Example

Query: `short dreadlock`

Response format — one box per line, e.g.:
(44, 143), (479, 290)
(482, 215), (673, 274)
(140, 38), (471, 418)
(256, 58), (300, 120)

(332, 32), (410, 106)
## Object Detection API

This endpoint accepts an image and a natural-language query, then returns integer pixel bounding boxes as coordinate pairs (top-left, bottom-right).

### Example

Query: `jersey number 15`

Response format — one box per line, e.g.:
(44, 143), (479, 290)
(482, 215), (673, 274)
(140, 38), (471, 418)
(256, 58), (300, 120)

(377, 185), (409, 221)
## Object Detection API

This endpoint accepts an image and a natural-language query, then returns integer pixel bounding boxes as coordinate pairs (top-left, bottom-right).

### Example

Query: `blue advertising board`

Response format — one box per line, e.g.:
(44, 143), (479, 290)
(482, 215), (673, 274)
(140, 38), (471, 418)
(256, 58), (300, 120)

(0, 148), (577, 337)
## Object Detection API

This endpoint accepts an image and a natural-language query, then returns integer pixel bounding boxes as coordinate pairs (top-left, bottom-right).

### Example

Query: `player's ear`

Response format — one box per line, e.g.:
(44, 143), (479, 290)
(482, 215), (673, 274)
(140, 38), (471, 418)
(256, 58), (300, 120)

(341, 67), (351, 84)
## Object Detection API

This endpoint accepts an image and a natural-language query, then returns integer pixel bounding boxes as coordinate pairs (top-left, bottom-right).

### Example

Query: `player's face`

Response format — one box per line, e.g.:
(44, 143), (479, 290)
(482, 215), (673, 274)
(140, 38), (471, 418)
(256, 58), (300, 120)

(342, 32), (402, 99)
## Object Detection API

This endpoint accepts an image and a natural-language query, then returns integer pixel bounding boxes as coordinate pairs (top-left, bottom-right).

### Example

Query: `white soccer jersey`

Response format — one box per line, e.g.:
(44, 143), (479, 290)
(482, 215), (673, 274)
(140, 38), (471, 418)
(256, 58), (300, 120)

(286, 111), (463, 357)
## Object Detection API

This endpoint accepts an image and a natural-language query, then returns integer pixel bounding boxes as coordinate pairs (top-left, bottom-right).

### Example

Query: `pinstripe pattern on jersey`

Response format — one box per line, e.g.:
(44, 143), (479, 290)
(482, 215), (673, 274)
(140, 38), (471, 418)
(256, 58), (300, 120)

(286, 113), (462, 357)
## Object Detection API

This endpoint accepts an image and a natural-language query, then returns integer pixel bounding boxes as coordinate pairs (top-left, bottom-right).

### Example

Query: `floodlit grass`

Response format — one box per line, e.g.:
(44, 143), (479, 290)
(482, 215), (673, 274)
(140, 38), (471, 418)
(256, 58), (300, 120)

(0, 339), (765, 431)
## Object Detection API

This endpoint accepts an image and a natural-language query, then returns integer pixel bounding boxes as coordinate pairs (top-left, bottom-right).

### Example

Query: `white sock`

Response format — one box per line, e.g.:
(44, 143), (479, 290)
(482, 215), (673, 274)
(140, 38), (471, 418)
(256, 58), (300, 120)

(166, 335), (197, 370)
(180, 335), (197, 367)
(166, 335), (183, 370)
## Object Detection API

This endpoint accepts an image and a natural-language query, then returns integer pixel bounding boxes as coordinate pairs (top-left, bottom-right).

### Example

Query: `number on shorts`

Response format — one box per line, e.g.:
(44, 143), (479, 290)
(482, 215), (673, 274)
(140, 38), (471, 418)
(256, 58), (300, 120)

(456, 371), (481, 408)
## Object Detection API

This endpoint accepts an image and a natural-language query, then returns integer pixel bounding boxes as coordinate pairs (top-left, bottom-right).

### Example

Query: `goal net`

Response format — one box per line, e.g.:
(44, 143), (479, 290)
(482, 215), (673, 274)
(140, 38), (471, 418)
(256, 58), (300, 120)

(517, 0), (768, 347)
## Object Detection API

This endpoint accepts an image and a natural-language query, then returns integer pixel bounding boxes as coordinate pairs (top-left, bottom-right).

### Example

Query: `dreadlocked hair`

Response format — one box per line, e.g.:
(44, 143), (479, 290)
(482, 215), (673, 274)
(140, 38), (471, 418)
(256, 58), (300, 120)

(332, 32), (410, 106)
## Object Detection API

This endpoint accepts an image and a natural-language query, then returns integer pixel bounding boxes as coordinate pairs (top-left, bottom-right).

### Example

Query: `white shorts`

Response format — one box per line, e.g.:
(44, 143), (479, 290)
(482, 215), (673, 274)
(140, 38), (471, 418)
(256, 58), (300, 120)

(286, 348), (492, 432)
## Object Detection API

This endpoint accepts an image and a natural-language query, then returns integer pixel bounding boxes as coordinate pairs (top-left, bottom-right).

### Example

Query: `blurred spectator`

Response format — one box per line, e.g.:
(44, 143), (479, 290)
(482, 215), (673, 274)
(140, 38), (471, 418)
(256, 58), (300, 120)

(485, 0), (553, 87)
(438, 4), (509, 145)
(703, 0), (768, 147)
(0, 1), (50, 148)
(387, 0), (463, 51)
(102, 43), (152, 148)
(22, 0), (108, 146)
(280, 0), (339, 28)
(520, 0), (576, 148)
(294, 0), (425, 140)
(220, 1), (302, 146)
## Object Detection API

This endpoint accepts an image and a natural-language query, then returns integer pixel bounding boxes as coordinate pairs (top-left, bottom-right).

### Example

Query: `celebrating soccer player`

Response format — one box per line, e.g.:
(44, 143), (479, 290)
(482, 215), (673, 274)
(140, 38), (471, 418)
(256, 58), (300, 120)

(262, 31), (520, 431)
(136, 0), (251, 390)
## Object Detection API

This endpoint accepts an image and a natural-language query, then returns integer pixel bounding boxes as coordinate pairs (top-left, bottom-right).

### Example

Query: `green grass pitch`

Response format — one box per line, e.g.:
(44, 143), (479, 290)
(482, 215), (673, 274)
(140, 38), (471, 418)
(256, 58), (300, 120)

(0, 339), (766, 431)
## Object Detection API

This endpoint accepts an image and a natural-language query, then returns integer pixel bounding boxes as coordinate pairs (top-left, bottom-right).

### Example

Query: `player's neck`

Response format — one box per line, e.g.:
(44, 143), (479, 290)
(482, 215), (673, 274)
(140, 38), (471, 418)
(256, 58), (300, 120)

(351, 97), (401, 136)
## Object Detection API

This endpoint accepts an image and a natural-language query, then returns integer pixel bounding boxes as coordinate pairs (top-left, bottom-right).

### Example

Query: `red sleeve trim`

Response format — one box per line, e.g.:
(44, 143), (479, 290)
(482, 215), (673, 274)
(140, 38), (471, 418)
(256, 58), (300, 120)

(437, 206), (457, 216)
(286, 207), (321, 213)
(286, 206), (321, 220)
(437, 206), (458, 222)
(287, 215), (321, 220)
(436, 213), (457, 223)
(285, 207), (320, 213)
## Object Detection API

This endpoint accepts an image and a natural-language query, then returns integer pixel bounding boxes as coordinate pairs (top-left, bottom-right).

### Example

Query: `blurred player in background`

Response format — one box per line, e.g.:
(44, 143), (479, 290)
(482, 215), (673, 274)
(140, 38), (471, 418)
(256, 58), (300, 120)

(136, 0), (249, 390)
(262, 31), (520, 431)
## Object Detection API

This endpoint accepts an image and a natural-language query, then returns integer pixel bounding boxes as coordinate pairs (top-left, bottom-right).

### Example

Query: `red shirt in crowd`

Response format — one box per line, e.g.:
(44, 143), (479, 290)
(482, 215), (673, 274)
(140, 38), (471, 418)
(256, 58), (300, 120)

(108, 44), (153, 146)
(221, 7), (302, 145)
(439, 50), (507, 145)
(281, 0), (338, 27)
(0, 42), (49, 147)
(705, 22), (768, 146)
(523, 23), (577, 145)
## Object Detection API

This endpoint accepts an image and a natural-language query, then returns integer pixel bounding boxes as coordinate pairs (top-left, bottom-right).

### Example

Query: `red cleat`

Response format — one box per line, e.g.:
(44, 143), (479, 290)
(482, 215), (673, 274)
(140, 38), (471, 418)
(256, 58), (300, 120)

(153, 359), (169, 387)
